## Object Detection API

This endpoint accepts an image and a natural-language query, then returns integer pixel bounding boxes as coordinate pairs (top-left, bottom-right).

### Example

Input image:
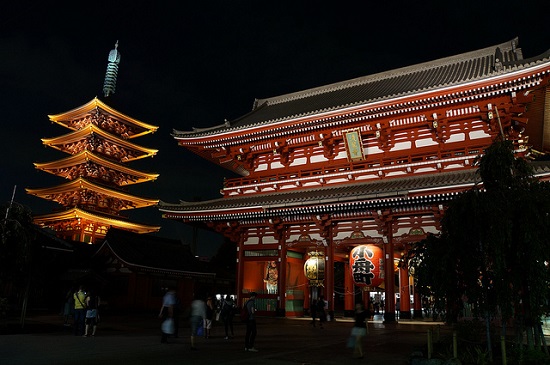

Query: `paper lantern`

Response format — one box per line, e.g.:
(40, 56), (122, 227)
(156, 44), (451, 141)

(304, 252), (325, 286)
(350, 245), (384, 287)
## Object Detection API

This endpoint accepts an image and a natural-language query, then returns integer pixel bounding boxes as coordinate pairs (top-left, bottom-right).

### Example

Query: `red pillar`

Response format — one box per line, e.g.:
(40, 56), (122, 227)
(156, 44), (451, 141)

(399, 265), (411, 319)
(325, 237), (335, 320)
(344, 261), (354, 317)
(279, 243), (287, 315)
(236, 240), (245, 307)
(383, 222), (396, 323)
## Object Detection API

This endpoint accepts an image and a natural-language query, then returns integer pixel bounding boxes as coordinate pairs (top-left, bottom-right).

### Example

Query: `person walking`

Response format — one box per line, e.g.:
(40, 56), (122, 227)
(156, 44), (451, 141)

(310, 299), (318, 327)
(317, 295), (326, 329)
(350, 302), (369, 359)
(84, 290), (100, 336)
(244, 292), (258, 352)
(62, 288), (74, 327)
(204, 296), (214, 339)
(159, 287), (176, 343)
(190, 296), (206, 350)
(221, 295), (235, 339)
(73, 285), (87, 336)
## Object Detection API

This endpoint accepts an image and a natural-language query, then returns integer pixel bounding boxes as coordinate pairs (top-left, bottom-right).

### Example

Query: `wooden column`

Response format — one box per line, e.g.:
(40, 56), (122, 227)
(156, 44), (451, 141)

(279, 242), (287, 316)
(325, 232), (335, 320)
(399, 264), (411, 319)
(236, 240), (245, 306)
(383, 220), (396, 323)
(344, 261), (354, 317)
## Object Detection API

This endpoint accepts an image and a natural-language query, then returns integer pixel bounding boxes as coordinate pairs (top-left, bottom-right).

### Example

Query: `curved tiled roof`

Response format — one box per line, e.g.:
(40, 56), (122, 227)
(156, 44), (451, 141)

(97, 228), (214, 277)
(173, 38), (550, 138)
(159, 169), (481, 214)
(159, 161), (550, 215)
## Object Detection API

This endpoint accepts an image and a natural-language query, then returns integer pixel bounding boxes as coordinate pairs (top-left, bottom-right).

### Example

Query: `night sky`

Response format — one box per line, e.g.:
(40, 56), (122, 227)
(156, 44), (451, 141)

(1, 1), (548, 256)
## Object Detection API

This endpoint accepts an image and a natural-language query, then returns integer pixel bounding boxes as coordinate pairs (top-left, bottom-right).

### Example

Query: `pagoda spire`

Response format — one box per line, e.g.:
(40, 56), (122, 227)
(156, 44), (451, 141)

(103, 41), (121, 97)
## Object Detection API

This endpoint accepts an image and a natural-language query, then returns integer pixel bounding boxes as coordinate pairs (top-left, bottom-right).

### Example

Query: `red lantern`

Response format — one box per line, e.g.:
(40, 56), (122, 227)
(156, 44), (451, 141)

(350, 245), (384, 287)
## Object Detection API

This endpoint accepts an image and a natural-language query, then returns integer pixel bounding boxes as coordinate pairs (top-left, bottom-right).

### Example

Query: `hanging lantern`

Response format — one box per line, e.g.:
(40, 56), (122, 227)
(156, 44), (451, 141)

(304, 251), (325, 287)
(350, 245), (384, 287)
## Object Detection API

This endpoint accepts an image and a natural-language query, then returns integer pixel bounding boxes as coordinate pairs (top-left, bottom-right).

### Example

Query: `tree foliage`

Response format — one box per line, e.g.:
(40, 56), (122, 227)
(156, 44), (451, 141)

(0, 202), (36, 290)
(408, 139), (550, 346)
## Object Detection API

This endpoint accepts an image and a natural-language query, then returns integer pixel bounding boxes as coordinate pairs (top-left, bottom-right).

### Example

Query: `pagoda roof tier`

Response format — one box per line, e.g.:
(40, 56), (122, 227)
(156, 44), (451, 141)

(33, 207), (160, 234)
(42, 124), (158, 162)
(159, 161), (550, 221)
(49, 97), (158, 139)
(173, 38), (550, 143)
(33, 151), (159, 186)
(26, 177), (159, 210)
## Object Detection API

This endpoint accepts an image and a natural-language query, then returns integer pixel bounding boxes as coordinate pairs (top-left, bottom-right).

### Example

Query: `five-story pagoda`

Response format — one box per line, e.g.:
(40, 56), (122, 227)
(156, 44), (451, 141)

(27, 97), (160, 243)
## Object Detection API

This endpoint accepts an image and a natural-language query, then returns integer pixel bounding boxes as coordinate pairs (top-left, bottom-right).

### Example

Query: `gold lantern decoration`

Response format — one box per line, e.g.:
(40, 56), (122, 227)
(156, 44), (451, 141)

(304, 250), (325, 287)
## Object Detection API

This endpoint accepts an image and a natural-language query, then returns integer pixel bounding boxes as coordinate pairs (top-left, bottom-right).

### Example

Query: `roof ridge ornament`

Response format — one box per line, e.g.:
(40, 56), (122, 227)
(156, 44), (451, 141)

(103, 40), (121, 97)
(494, 47), (503, 72)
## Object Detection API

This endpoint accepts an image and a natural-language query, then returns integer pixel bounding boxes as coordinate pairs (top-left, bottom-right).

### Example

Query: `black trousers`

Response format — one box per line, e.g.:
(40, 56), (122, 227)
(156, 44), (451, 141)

(245, 319), (257, 349)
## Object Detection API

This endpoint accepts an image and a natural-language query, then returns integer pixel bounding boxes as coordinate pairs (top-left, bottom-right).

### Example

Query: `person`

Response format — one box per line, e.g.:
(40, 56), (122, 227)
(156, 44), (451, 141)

(63, 288), (74, 327)
(368, 301), (375, 320)
(350, 302), (369, 359)
(396, 298), (401, 320)
(221, 295), (235, 339)
(159, 287), (177, 343)
(310, 299), (318, 327)
(190, 296), (206, 350)
(84, 290), (100, 337)
(73, 285), (87, 336)
(204, 296), (214, 339)
(317, 295), (326, 329)
(244, 292), (258, 352)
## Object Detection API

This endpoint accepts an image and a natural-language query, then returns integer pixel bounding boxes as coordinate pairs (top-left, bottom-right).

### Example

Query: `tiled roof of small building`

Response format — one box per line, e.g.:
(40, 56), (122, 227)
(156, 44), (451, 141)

(174, 38), (550, 138)
(96, 228), (214, 277)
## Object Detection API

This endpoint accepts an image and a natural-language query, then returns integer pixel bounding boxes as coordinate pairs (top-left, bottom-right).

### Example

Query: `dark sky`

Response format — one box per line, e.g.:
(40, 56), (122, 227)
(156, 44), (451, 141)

(1, 1), (548, 256)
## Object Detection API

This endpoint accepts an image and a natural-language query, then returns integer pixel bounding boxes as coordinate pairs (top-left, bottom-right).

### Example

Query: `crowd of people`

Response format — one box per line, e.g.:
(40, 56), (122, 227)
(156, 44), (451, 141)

(64, 285), (378, 360)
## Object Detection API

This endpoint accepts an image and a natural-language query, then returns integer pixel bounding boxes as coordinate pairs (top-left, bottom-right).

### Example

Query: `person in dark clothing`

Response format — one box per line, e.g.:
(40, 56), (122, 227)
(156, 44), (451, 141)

(317, 296), (326, 329)
(244, 292), (258, 352)
(84, 290), (100, 337)
(310, 299), (318, 327)
(221, 295), (235, 339)
(351, 302), (369, 359)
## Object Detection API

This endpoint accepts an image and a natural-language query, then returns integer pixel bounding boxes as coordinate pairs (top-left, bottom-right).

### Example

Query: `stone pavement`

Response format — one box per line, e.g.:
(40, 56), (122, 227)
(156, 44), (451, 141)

(0, 313), (448, 365)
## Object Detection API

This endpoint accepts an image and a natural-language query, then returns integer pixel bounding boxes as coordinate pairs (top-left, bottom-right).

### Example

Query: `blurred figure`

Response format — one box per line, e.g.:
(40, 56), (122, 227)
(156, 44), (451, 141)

(350, 302), (368, 359)
(159, 287), (176, 343)
(310, 299), (318, 327)
(221, 295), (235, 339)
(204, 296), (214, 339)
(190, 295), (206, 350)
(316, 295), (326, 329)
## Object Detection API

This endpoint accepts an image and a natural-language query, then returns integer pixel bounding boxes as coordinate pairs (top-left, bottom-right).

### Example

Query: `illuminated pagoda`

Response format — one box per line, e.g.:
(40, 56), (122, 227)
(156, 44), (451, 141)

(27, 97), (160, 243)
(160, 38), (550, 321)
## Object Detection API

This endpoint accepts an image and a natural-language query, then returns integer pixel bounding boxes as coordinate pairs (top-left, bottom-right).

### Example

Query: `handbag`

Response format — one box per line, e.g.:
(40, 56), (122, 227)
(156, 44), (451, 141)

(196, 321), (204, 337)
(162, 318), (175, 334)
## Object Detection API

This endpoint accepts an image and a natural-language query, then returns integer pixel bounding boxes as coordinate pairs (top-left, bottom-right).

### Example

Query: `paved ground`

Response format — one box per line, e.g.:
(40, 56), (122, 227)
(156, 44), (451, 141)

(0, 313), (449, 365)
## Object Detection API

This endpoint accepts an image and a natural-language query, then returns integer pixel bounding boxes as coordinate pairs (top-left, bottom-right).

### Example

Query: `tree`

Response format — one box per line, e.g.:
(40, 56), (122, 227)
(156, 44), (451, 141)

(0, 202), (36, 289)
(408, 139), (550, 358)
